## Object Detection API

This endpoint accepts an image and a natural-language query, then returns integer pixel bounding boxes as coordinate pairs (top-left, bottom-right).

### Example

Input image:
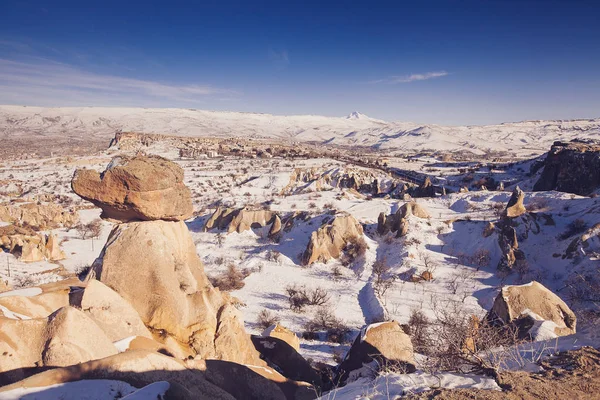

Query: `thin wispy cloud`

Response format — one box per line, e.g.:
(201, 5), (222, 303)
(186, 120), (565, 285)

(0, 58), (239, 107)
(369, 71), (449, 84)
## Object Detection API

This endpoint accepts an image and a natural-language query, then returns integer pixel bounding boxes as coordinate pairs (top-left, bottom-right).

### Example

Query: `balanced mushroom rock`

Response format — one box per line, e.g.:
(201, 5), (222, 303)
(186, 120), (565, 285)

(505, 186), (527, 218)
(337, 321), (416, 383)
(301, 213), (364, 265)
(71, 155), (193, 222)
(486, 281), (576, 340)
(73, 156), (264, 366)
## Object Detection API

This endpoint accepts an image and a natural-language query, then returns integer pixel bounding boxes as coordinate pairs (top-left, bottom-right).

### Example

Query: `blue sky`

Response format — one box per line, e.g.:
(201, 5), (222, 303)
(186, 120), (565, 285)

(0, 0), (599, 125)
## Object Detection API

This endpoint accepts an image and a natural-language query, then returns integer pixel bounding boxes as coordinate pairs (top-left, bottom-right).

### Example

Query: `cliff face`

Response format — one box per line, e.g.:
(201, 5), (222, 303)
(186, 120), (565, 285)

(534, 140), (600, 196)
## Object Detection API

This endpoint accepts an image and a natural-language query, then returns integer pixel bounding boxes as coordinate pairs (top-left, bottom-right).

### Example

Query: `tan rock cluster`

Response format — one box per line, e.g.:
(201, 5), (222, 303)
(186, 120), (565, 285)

(301, 213), (364, 265)
(487, 281), (576, 340)
(0, 225), (65, 263)
(337, 321), (416, 383)
(0, 202), (78, 229)
(505, 186), (527, 218)
(71, 154), (193, 222)
(377, 202), (430, 237)
(204, 206), (278, 234)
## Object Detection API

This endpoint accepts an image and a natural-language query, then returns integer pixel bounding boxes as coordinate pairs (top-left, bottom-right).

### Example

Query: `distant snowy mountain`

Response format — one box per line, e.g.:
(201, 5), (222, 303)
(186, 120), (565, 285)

(1, 105), (599, 156)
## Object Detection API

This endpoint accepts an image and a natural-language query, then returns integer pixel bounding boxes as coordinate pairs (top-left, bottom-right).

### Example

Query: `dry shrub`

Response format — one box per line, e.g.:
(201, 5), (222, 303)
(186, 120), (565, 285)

(286, 284), (330, 312)
(209, 264), (249, 291)
(471, 248), (491, 270)
(340, 236), (368, 267)
(559, 218), (587, 240)
(372, 258), (396, 297)
(303, 307), (350, 344)
(256, 309), (280, 330)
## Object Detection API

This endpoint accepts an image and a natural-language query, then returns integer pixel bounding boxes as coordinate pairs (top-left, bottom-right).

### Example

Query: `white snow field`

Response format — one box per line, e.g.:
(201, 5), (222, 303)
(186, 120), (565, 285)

(1, 105), (599, 156)
(1, 134), (599, 398)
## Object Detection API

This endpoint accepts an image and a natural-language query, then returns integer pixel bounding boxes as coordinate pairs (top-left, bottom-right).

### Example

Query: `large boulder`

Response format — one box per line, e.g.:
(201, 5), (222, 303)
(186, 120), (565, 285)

(69, 279), (152, 341)
(337, 321), (416, 383)
(0, 350), (234, 400)
(204, 207), (277, 234)
(534, 140), (600, 196)
(0, 286), (69, 319)
(86, 220), (264, 366)
(301, 213), (364, 265)
(0, 306), (118, 385)
(505, 186), (527, 218)
(486, 281), (577, 340)
(71, 155), (193, 222)
(263, 323), (300, 351)
(251, 335), (322, 388)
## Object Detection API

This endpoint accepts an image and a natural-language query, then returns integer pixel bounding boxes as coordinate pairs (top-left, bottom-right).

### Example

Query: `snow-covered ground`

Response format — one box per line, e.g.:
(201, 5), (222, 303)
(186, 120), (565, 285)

(1, 144), (599, 398)
(2, 105), (599, 156)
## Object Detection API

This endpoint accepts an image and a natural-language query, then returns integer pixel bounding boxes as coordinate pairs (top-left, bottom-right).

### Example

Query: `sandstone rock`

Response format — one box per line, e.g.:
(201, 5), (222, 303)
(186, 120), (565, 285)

(301, 213), (364, 265)
(204, 207), (277, 234)
(376, 202), (430, 238)
(269, 215), (282, 238)
(0, 306), (118, 385)
(483, 221), (495, 237)
(69, 279), (152, 342)
(534, 140), (600, 196)
(0, 202), (78, 230)
(44, 234), (65, 261)
(0, 280), (10, 293)
(487, 281), (577, 340)
(20, 241), (44, 263)
(377, 212), (389, 235)
(412, 177), (435, 198)
(250, 335), (322, 389)
(0, 226), (66, 263)
(337, 321), (416, 383)
(0, 350), (234, 400)
(72, 155), (193, 222)
(505, 186), (527, 218)
(0, 287), (69, 319)
(87, 220), (264, 366)
(191, 358), (315, 400)
(263, 323), (300, 351)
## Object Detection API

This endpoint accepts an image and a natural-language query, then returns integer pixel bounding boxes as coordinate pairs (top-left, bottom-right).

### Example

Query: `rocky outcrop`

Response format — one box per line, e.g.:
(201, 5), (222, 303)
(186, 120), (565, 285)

(534, 140), (600, 196)
(71, 155), (193, 222)
(565, 223), (600, 259)
(269, 215), (282, 239)
(301, 213), (364, 265)
(497, 224), (524, 271)
(69, 279), (152, 342)
(487, 281), (577, 340)
(204, 207), (277, 234)
(0, 306), (118, 385)
(411, 177), (436, 198)
(0, 350), (235, 400)
(0, 226), (65, 263)
(0, 202), (78, 230)
(86, 220), (264, 365)
(263, 323), (300, 351)
(251, 335), (322, 389)
(377, 202), (430, 238)
(0, 286), (69, 319)
(337, 321), (416, 383)
(505, 186), (527, 218)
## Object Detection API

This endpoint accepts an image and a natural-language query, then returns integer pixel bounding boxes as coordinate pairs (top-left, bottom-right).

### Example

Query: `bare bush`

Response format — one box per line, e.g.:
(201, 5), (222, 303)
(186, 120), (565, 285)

(559, 218), (587, 240)
(372, 258), (396, 297)
(209, 264), (249, 291)
(340, 237), (368, 267)
(471, 249), (491, 270)
(407, 309), (431, 354)
(285, 284), (331, 312)
(303, 307), (350, 343)
(256, 309), (280, 330)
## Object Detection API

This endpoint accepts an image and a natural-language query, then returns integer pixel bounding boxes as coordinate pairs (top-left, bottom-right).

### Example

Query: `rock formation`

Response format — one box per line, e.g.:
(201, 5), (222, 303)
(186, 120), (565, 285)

(73, 155), (264, 366)
(71, 154), (193, 222)
(263, 323), (300, 351)
(0, 306), (118, 385)
(301, 213), (364, 265)
(505, 186), (527, 218)
(0, 202), (78, 230)
(486, 281), (576, 340)
(534, 140), (600, 196)
(337, 321), (416, 383)
(204, 206), (277, 234)
(411, 177), (436, 198)
(376, 202), (430, 238)
(0, 225), (65, 263)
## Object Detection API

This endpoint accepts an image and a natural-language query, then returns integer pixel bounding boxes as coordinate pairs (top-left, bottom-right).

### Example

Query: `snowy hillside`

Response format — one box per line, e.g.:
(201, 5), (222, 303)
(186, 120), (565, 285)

(1, 105), (599, 156)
